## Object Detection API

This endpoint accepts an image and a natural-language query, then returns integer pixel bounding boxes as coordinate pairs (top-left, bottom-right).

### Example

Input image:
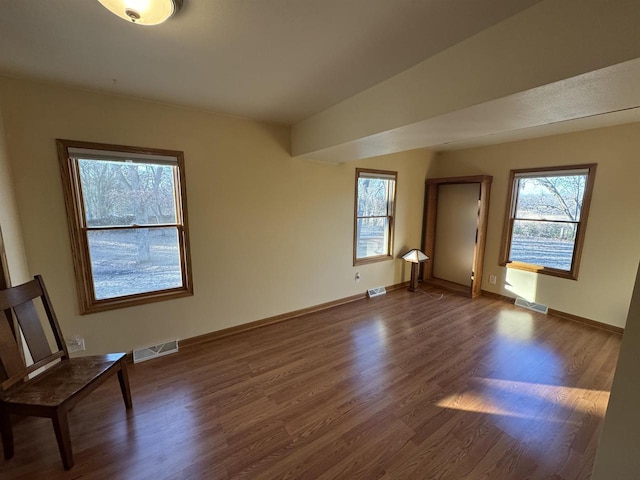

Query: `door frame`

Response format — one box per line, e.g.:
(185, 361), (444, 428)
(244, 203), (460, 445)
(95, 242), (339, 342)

(421, 175), (492, 298)
(0, 225), (23, 359)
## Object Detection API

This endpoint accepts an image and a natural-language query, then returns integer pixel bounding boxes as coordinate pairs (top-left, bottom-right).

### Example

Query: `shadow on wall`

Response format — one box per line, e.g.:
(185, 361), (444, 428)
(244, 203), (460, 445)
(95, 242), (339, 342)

(0, 224), (10, 287)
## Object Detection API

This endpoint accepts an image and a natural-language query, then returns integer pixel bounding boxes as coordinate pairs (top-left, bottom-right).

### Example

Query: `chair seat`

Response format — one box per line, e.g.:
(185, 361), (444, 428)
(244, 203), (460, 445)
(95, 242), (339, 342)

(3, 353), (126, 408)
(1, 276), (133, 470)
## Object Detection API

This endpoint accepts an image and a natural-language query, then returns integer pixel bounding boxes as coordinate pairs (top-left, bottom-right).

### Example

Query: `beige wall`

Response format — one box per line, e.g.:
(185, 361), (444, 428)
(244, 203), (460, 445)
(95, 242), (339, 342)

(0, 76), (432, 355)
(0, 106), (29, 285)
(434, 123), (640, 328)
(592, 263), (640, 479)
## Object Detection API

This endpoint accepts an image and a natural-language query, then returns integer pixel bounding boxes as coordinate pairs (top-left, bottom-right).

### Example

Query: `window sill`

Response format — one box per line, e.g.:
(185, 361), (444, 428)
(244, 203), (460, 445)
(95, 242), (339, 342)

(354, 254), (394, 266)
(80, 287), (193, 315)
(502, 261), (578, 280)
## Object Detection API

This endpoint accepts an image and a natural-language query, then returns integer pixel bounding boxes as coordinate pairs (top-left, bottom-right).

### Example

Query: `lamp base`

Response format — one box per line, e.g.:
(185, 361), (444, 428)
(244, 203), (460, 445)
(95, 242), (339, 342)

(409, 263), (420, 292)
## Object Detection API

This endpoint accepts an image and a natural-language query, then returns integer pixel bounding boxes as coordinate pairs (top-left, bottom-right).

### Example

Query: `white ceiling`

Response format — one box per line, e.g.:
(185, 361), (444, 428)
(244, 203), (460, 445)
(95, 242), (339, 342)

(0, 0), (542, 125)
(291, 0), (640, 161)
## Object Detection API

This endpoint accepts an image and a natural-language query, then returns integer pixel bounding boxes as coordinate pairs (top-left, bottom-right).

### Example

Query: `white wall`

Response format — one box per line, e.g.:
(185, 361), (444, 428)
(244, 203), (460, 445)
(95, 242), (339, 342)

(592, 263), (640, 479)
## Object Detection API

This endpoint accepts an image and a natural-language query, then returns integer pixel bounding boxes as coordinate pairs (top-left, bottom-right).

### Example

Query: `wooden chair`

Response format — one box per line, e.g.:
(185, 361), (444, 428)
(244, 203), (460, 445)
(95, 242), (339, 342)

(0, 275), (132, 470)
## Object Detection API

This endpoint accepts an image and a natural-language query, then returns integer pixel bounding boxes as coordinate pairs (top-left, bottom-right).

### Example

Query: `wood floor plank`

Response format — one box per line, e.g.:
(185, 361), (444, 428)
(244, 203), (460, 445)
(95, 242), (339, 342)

(0, 287), (621, 479)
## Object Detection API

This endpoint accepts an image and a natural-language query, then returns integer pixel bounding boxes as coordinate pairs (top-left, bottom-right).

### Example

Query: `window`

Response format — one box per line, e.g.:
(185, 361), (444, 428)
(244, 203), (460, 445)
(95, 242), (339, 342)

(500, 164), (596, 280)
(57, 140), (193, 314)
(354, 168), (397, 265)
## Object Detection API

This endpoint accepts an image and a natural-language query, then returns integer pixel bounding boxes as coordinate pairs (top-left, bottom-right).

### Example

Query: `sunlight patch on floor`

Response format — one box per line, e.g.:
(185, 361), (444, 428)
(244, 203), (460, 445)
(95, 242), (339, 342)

(496, 309), (534, 340)
(435, 377), (610, 422)
(349, 318), (390, 378)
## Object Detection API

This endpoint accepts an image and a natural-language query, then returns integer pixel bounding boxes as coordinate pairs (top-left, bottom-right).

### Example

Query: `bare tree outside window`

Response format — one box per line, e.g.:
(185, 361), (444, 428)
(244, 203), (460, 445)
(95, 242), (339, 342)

(77, 159), (181, 299)
(501, 164), (597, 280)
(57, 140), (193, 313)
(354, 169), (396, 265)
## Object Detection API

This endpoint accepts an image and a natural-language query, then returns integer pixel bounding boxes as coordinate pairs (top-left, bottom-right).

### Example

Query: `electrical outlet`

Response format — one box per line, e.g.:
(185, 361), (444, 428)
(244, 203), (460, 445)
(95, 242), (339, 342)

(355, 272), (361, 283)
(489, 274), (497, 285)
(67, 336), (85, 353)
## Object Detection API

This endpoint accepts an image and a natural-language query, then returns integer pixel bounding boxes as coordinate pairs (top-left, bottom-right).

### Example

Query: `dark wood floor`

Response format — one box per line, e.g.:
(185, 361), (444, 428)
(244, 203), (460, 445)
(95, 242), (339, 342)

(1, 287), (621, 479)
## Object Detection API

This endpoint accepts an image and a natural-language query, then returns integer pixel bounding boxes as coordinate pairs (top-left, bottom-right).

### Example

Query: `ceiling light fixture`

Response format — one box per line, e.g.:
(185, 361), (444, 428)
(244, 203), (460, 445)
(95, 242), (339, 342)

(97, 0), (182, 26)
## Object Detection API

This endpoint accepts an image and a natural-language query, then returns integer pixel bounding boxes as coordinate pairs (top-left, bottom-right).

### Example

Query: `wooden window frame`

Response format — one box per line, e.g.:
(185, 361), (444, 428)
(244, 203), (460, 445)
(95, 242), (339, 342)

(56, 139), (193, 314)
(499, 163), (597, 280)
(353, 168), (397, 266)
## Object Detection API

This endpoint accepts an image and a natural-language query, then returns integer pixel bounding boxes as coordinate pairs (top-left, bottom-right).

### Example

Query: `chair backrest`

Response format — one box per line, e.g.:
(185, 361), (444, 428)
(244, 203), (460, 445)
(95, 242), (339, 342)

(0, 275), (69, 392)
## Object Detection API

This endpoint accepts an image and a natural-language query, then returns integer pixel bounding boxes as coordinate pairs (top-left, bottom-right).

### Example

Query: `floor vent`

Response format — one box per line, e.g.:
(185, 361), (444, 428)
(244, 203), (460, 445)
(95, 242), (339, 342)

(133, 340), (179, 364)
(514, 298), (548, 315)
(367, 286), (387, 298)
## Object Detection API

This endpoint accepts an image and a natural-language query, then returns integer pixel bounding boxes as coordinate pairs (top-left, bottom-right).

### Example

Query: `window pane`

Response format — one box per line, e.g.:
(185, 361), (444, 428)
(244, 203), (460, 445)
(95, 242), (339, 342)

(78, 159), (177, 227)
(87, 227), (183, 299)
(509, 220), (577, 271)
(514, 175), (586, 222)
(356, 217), (389, 258)
(357, 177), (391, 217)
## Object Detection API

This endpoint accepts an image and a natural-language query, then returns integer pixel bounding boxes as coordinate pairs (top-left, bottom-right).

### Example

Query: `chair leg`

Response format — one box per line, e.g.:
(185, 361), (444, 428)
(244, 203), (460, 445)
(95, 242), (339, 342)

(0, 403), (14, 460)
(117, 361), (133, 409)
(51, 410), (74, 470)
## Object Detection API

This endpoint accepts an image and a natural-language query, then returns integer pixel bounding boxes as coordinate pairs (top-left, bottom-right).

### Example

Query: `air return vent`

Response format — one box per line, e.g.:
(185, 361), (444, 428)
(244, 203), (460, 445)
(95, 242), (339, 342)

(514, 298), (548, 315)
(133, 340), (179, 363)
(367, 286), (387, 298)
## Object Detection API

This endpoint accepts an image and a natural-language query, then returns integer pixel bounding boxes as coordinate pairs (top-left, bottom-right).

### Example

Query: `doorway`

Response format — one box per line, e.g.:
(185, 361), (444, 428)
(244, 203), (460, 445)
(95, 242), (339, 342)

(422, 175), (492, 297)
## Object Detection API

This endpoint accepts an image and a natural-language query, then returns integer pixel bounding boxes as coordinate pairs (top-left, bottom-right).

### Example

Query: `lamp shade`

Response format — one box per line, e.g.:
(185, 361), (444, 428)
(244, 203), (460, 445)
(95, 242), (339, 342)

(402, 249), (429, 263)
(98, 0), (182, 25)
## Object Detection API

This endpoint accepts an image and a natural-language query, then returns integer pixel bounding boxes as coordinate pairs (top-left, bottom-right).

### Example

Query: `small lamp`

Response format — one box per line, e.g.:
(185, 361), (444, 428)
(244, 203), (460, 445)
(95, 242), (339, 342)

(402, 249), (429, 292)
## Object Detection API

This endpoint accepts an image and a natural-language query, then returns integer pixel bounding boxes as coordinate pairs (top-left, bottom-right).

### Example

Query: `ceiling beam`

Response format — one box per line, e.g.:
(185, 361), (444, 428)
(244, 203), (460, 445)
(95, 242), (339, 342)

(292, 0), (640, 162)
